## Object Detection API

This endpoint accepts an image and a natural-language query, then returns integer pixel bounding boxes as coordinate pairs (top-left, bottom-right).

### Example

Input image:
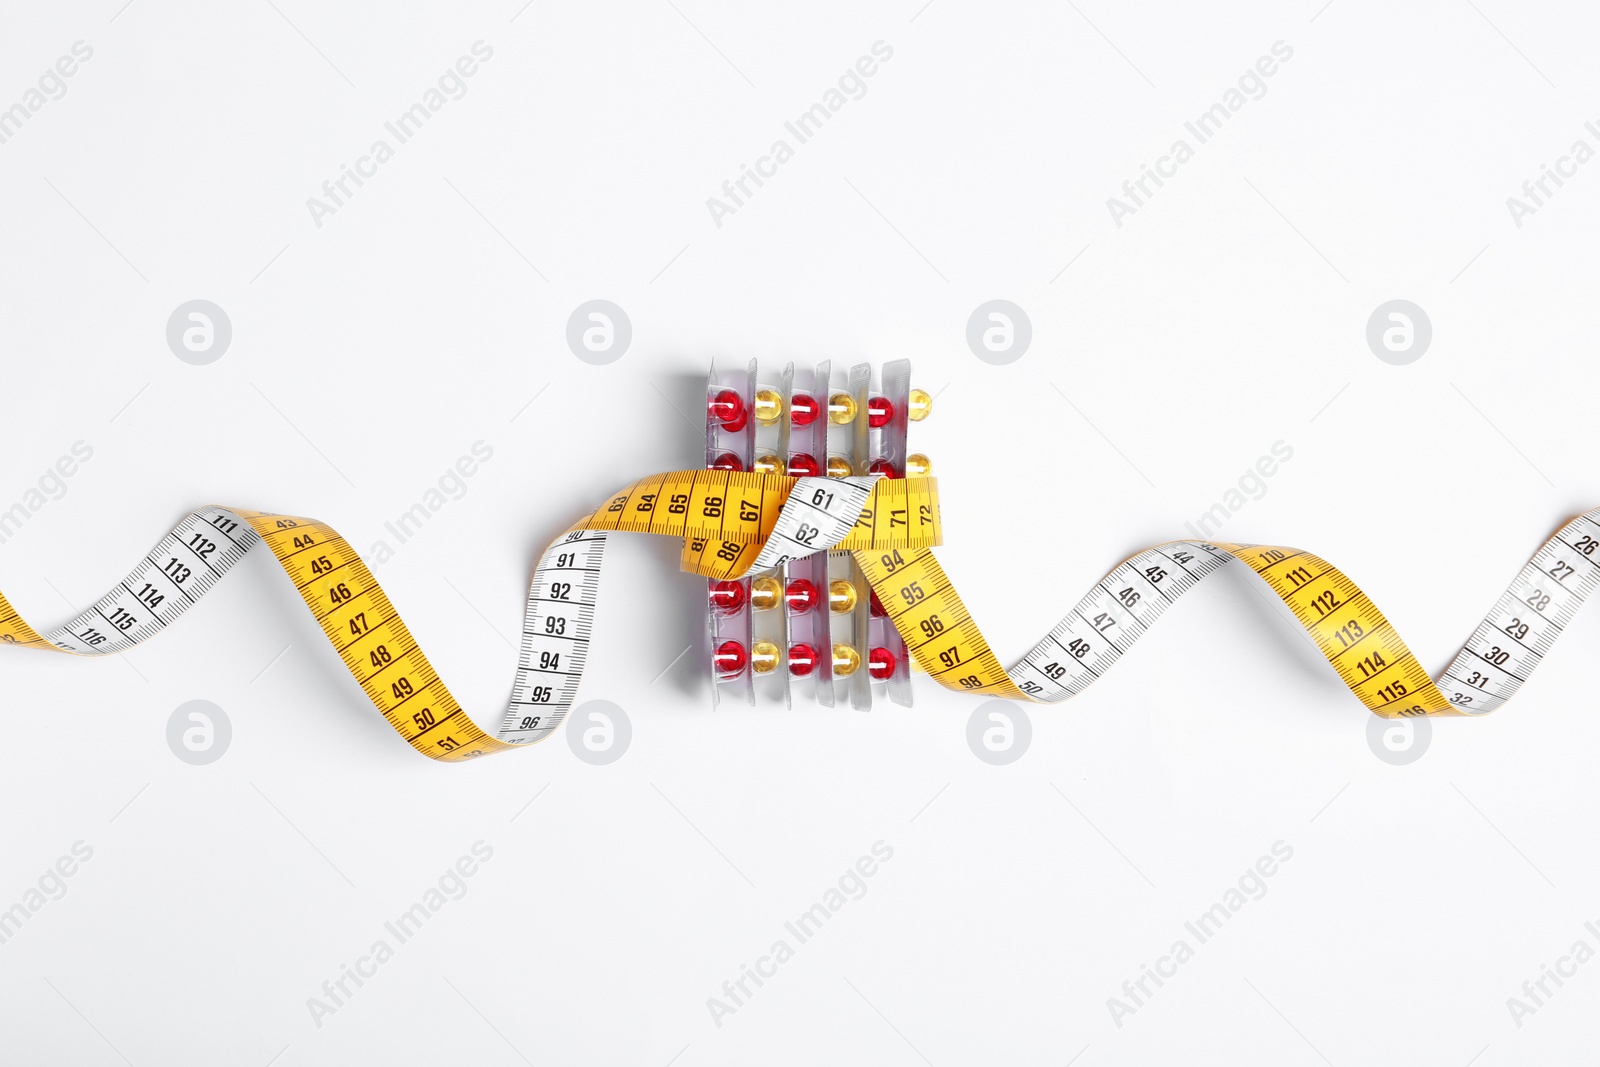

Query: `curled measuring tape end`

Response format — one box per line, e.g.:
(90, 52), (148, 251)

(1, 471), (1592, 759)
(867, 515), (1600, 719)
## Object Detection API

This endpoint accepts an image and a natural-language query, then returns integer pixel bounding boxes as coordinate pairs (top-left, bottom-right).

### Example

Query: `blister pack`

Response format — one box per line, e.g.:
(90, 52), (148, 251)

(703, 358), (931, 708)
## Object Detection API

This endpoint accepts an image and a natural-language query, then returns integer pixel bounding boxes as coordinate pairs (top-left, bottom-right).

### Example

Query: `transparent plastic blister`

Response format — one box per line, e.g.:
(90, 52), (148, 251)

(701, 358), (930, 709)
(783, 361), (834, 708)
(704, 359), (757, 707)
(748, 366), (789, 698)
(871, 358), (913, 706)
(844, 362), (874, 711)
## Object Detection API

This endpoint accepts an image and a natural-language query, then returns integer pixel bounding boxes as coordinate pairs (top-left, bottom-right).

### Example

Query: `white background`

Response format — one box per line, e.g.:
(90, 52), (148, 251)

(2, 0), (1599, 1063)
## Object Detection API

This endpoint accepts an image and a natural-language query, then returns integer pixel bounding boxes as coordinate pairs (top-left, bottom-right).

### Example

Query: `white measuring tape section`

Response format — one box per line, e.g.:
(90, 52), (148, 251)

(750, 476), (880, 573)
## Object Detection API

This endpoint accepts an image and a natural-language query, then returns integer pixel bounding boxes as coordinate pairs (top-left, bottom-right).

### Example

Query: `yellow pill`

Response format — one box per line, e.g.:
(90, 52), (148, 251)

(753, 388), (783, 425)
(750, 576), (782, 611)
(828, 392), (857, 425)
(908, 388), (932, 421)
(826, 455), (853, 479)
(753, 453), (782, 474)
(751, 640), (781, 674)
(828, 580), (857, 614)
(906, 453), (932, 477)
(832, 643), (861, 676)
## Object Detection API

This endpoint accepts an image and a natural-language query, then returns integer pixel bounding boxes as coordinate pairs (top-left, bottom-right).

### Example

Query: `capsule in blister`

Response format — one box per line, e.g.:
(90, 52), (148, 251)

(790, 393), (820, 426)
(708, 579), (747, 616)
(750, 576), (781, 611)
(751, 640), (781, 674)
(788, 642), (819, 677)
(868, 646), (896, 680)
(908, 388), (932, 422)
(828, 393), (857, 425)
(828, 580), (857, 614)
(785, 578), (820, 614)
(709, 388), (747, 433)
(714, 639), (748, 678)
(753, 388), (783, 426)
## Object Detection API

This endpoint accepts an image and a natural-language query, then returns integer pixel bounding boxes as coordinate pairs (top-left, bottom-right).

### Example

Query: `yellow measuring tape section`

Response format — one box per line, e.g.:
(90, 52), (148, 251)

(1218, 543), (1454, 716)
(856, 546), (1028, 700)
(0, 595), (44, 648)
(233, 509), (518, 762)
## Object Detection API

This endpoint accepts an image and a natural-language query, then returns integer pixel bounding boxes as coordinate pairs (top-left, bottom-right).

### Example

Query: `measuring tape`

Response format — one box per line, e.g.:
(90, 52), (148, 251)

(863, 513), (1600, 716)
(0, 472), (936, 761)
(1, 471), (1591, 759)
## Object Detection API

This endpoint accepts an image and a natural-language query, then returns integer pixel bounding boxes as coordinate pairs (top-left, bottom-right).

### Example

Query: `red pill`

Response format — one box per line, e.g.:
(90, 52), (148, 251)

(785, 578), (820, 613)
(868, 458), (901, 479)
(714, 639), (748, 677)
(709, 388), (747, 432)
(868, 646), (896, 680)
(788, 453), (821, 478)
(869, 588), (887, 618)
(867, 396), (894, 429)
(788, 642), (819, 676)
(711, 451), (745, 472)
(708, 579), (747, 615)
(790, 393), (820, 427)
